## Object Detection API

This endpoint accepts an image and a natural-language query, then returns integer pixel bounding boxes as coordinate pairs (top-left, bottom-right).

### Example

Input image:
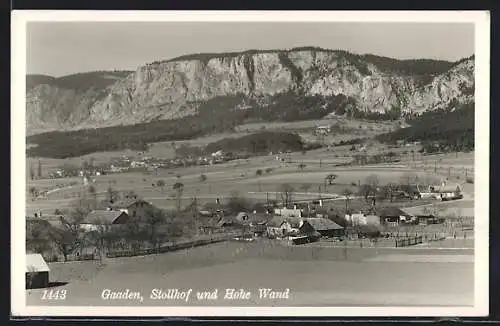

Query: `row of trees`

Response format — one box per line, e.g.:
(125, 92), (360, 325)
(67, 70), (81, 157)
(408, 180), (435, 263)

(27, 191), (196, 262)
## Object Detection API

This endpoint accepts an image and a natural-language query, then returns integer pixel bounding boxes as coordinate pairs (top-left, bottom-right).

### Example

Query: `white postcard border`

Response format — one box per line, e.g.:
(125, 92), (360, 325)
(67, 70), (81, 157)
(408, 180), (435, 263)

(11, 10), (490, 317)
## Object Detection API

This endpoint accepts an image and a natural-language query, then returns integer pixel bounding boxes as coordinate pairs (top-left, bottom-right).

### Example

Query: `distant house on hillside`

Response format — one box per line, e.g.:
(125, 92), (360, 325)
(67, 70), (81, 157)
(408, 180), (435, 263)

(437, 184), (462, 200)
(314, 125), (331, 135)
(300, 218), (344, 238)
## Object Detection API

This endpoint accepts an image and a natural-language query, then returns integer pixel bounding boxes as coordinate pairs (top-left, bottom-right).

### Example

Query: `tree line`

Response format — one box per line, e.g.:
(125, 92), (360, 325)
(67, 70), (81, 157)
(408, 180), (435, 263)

(376, 101), (474, 153)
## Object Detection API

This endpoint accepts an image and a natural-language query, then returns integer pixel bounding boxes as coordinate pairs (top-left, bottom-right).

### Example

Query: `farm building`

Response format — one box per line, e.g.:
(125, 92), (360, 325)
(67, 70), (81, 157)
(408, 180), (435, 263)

(82, 210), (130, 231)
(300, 218), (345, 238)
(314, 125), (331, 135)
(378, 207), (413, 227)
(266, 216), (302, 237)
(216, 216), (243, 228)
(274, 207), (303, 218)
(436, 184), (463, 200)
(26, 253), (50, 289)
(108, 199), (155, 218)
(345, 212), (381, 227)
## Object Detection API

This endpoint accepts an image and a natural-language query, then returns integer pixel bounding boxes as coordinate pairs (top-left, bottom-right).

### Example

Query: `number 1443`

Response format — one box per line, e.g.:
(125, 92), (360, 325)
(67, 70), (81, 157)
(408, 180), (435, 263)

(41, 289), (67, 300)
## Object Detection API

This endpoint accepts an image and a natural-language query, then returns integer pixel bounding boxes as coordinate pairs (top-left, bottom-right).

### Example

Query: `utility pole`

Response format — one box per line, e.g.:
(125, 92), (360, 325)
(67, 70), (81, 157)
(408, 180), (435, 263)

(344, 231), (348, 260)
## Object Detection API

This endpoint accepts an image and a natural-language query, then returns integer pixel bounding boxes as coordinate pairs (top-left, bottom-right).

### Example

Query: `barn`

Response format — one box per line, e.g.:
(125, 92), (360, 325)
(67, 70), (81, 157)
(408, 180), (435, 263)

(26, 253), (50, 289)
(300, 218), (344, 238)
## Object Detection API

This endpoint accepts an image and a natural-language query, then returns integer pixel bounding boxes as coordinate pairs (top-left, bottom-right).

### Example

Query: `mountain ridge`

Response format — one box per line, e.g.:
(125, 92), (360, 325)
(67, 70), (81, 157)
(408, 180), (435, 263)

(26, 47), (474, 135)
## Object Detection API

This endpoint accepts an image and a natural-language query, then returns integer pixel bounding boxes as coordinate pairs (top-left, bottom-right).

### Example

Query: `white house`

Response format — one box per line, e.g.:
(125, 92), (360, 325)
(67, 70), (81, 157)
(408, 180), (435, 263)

(26, 253), (50, 289)
(266, 216), (302, 238)
(345, 212), (381, 227)
(274, 207), (302, 218)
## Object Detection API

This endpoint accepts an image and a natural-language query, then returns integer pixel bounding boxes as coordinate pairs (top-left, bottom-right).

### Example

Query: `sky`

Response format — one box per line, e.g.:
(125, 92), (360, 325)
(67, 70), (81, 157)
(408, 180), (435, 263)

(26, 22), (475, 77)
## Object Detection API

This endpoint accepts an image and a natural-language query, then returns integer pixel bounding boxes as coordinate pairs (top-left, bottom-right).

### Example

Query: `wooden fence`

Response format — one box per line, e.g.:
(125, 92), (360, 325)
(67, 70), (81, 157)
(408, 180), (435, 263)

(105, 233), (235, 258)
(395, 236), (423, 248)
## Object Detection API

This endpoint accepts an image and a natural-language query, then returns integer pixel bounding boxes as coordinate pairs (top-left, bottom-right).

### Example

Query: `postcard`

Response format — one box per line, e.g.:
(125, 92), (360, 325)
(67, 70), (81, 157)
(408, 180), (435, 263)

(11, 10), (490, 317)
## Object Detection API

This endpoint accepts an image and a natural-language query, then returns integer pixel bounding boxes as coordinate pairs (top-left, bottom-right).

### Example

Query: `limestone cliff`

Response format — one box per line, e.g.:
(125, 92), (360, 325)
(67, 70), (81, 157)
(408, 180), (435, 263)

(26, 48), (474, 135)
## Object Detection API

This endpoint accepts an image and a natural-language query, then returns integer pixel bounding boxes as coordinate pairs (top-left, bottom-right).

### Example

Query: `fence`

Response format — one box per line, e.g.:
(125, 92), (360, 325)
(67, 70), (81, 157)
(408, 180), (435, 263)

(395, 236), (423, 248)
(105, 233), (236, 258)
(44, 253), (95, 263)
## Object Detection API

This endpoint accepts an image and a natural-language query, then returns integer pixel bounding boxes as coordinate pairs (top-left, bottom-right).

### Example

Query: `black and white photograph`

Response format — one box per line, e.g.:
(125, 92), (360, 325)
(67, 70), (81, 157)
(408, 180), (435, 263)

(11, 10), (489, 317)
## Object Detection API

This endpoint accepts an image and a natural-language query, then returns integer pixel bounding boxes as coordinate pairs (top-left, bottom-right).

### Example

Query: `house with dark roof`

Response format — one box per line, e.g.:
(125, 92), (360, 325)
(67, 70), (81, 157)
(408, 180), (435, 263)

(436, 183), (463, 200)
(300, 218), (344, 238)
(266, 216), (302, 238)
(82, 210), (130, 231)
(377, 207), (412, 226)
(108, 199), (154, 218)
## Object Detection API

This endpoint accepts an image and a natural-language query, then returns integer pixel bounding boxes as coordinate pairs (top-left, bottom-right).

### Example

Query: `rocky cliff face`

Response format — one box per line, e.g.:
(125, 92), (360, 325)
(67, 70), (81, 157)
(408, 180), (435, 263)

(26, 48), (474, 135)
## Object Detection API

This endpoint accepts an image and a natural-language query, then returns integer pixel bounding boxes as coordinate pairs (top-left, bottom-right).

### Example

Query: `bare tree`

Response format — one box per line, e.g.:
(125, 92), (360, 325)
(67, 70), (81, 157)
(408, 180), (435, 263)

(400, 172), (417, 187)
(279, 183), (295, 207)
(342, 188), (354, 215)
(29, 186), (38, 201)
(122, 219), (148, 254)
(365, 174), (380, 190)
(325, 173), (338, 186)
(37, 160), (42, 179)
(156, 179), (166, 193)
(26, 220), (51, 255)
(143, 207), (167, 253)
(29, 164), (35, 180)
(365, 174), (380, 205)
(298, 162), (306, 171)
(87, 219), (114, 262)
(88, 185), (97, 209)
(382, 182), (397, 202)
(173, 182), (184, 213)
(106, 186), (120, 204)
(358, 184), (372, 202)
(48, 215), (83, 262)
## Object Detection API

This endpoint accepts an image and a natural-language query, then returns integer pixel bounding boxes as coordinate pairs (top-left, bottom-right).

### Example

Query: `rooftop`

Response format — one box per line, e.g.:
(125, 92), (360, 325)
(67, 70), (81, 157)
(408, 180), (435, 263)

(85, 210), (128, 224)
(26, 253), (50, 273)
(268, 216), (302, 228)
(304, 218), (344, 230)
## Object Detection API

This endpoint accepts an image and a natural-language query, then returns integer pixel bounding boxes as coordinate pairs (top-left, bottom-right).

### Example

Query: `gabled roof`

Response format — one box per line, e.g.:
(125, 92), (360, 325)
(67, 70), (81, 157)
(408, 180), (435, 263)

(304, 218), (343, 231)
(26, 253), (50, 273)
(378, 207), (408, 217)
(268, 216), (302, 228)
(85, 210), (128, 224)
(438, 184), (461, 193)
